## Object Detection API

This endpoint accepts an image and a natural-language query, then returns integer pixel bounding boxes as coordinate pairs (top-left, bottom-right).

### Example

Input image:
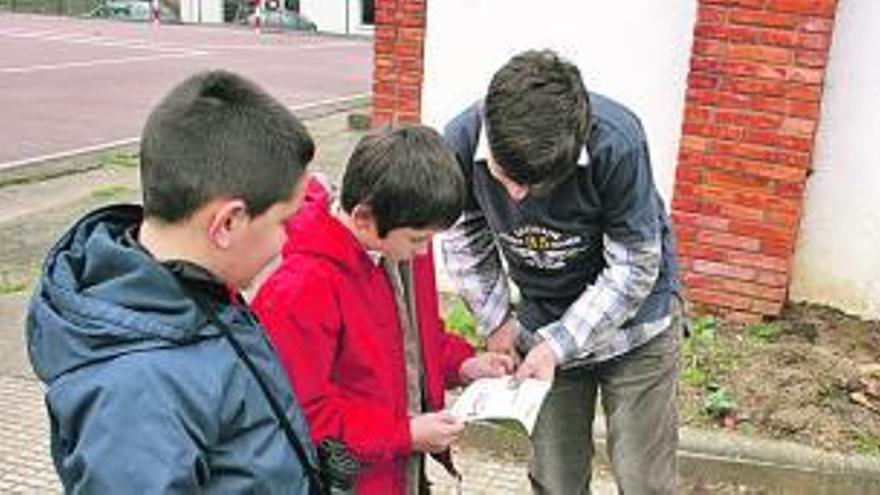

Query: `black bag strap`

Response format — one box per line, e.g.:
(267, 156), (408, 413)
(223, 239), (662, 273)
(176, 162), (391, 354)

(185, 286), (324, 495)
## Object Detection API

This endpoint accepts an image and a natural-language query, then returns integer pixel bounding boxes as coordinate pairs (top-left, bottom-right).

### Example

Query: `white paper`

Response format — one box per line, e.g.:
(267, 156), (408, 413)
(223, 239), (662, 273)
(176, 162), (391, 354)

(449, 376), (551, 436)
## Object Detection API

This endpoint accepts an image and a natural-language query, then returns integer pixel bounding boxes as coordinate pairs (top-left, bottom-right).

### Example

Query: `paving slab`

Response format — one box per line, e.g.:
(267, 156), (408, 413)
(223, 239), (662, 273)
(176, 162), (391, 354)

(0, 375), (60, 493)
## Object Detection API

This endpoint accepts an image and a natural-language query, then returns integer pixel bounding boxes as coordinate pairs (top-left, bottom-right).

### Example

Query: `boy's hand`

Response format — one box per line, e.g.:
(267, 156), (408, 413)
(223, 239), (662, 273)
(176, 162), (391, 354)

(410, 412), (465, 453)
(486, 316), (520, 357)
(513, 341), (558, 383)
(459, 352), (515, 383)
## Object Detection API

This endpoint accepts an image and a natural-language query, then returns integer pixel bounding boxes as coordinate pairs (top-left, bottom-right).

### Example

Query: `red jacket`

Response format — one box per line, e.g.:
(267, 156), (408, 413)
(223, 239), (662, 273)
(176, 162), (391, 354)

(253, 181), (474, 495)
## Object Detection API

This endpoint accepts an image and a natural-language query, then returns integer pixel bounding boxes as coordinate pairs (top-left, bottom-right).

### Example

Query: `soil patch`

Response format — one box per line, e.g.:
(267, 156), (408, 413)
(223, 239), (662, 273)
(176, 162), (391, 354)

(680, 302), (880, 457)
(443, 296), (880, 458)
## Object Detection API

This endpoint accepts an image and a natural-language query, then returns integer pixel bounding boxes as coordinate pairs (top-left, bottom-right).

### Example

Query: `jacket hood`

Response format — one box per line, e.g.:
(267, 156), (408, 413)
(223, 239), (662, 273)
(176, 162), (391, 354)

(282, 179), (375, 275)
(27, 205), (216, 383)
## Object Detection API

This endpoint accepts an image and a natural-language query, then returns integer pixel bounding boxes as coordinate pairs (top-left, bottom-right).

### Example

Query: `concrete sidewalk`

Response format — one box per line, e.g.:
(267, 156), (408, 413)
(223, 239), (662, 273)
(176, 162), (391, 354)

(0, 371), (615, 494)
(0, 375), (59, 492)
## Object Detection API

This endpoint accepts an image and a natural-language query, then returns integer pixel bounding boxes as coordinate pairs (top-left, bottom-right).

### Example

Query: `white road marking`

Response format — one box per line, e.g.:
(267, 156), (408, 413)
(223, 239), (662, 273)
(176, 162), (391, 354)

(0, 138), (140, 172)
(0, 51), (208, 75)
(0, 28), (367, 53)
(0, 93), (371, 171)
(0, 28), (202, 53)
(191, 40), (368, 51)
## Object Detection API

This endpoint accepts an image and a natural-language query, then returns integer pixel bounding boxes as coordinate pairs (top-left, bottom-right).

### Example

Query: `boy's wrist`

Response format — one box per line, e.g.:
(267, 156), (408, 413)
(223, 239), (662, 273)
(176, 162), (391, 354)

(486, 314), (519, 354)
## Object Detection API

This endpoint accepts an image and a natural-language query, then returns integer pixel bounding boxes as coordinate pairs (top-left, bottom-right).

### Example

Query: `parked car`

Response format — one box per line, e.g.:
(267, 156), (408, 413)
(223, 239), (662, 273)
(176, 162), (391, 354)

(225, 0), (316, 31)
(248, 9), (316, 31)
(87, 0), (177, 22)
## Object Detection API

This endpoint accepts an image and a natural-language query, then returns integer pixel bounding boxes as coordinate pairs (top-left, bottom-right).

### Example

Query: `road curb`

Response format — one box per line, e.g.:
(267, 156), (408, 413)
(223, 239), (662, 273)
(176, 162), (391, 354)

(455, 400), (880, 494)
(669, 426), (880, 494)
(0, 96), (370, 187)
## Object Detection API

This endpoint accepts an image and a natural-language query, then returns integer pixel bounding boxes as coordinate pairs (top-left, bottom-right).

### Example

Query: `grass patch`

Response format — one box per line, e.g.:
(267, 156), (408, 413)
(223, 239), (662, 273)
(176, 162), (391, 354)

(100, 151), (139, 170)
(0, 271), (28, 295)
(0, 280), (27, 295)
(746, 321), (783, 343)
(0, 165), (103, 189)
(91, 185), (133, 200)
(856, 431), (880, 457)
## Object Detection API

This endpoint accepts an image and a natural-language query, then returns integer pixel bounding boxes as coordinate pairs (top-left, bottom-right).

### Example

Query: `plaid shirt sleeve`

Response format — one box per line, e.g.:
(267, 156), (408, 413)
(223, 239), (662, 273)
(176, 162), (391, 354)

(537, 233), (662, 363)
(440, 210), (511, 337)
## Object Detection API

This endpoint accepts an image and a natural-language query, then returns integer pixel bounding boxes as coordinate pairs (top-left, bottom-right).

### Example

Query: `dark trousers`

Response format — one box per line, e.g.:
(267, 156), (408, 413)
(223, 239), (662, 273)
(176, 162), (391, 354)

(528, 323), (681, 495)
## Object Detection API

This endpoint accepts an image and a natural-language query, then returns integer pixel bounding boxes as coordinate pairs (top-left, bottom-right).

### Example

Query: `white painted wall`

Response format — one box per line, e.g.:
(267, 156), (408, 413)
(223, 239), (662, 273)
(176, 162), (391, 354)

(180, 0), (223, 23)
(301, 0), (373, 35)
(421, 0), (698, 204)
(790, 0), (880, 319)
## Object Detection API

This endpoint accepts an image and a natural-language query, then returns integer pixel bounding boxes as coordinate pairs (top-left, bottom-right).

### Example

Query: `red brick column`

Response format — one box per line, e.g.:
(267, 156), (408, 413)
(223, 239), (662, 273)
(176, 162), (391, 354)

(673, 0), (839, 321)
(372, 0), (426, 126)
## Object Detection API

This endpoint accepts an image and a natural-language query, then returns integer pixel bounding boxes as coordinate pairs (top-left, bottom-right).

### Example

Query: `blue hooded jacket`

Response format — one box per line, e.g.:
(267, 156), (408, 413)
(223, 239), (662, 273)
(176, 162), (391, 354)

(27, 204), (317, 494)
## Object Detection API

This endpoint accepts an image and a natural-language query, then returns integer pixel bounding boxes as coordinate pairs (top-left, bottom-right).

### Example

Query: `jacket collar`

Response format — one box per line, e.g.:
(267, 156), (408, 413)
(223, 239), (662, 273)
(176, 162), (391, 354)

(283, 179), (379, 276)
(121, 226), (234, 301)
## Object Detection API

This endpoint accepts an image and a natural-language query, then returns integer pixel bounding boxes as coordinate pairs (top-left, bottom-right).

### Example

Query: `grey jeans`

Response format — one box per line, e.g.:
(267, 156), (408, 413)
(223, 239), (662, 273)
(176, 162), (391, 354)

(528, 323), (681, 495)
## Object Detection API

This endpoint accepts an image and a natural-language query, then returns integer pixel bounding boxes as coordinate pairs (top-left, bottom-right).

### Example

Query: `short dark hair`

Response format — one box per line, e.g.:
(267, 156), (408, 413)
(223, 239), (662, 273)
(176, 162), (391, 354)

(140, 70), (314, 222)
(485, 49), (590, 190)
(341, 125), (465, 238)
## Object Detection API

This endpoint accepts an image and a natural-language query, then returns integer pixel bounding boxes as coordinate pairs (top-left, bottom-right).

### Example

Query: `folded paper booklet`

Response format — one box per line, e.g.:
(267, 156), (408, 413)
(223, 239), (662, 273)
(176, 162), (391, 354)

(449, 376), (551, 436)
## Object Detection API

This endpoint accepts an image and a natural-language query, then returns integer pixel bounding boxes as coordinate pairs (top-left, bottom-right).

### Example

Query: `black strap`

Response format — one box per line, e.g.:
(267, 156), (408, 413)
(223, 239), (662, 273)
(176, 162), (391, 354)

(185, 287), (324, 495)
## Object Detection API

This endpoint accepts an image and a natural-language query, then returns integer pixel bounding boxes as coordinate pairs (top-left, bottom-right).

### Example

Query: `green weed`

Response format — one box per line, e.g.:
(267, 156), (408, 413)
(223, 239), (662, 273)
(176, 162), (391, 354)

(746, 322), (783, 343)
(101, 151), (139, 170)
(681, 315), (719, 387)
(682, 313), (743, 421)
(855, 431), (880, 457)
(682, 366), (710, 387)
(91, 185), (133, 200)
(445, 298), (481, 347)
(0, 279), (27, 295)
(703, 385), (736, 419)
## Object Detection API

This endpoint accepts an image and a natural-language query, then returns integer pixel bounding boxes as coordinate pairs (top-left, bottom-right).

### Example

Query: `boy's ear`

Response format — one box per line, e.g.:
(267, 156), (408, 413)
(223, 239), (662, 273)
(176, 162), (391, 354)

(207, 199), (249, 249)
(351, 204), (379, 238)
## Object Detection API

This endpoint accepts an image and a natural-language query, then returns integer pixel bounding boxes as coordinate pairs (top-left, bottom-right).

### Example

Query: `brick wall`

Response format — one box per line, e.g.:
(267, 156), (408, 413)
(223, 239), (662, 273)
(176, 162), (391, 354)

(372, 0), (427, 126)
(673, 0), (839, 321)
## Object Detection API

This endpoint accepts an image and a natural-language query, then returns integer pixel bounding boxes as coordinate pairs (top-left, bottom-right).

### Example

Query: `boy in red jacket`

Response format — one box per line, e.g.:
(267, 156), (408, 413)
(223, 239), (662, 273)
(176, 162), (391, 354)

(253, 125), (513, 494)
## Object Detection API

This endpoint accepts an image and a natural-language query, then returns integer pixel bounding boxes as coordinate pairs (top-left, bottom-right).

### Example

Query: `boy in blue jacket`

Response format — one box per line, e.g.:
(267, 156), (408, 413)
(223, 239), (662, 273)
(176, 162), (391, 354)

(26, 70), (319, 493)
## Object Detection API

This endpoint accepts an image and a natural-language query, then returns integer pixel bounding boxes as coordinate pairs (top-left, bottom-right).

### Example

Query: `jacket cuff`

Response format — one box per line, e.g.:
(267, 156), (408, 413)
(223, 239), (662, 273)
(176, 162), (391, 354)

(476, 304), (511, 337)
(537, 321), (577, 363)
(450, 345), (477, 388)
(391, 417), (413, 458)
